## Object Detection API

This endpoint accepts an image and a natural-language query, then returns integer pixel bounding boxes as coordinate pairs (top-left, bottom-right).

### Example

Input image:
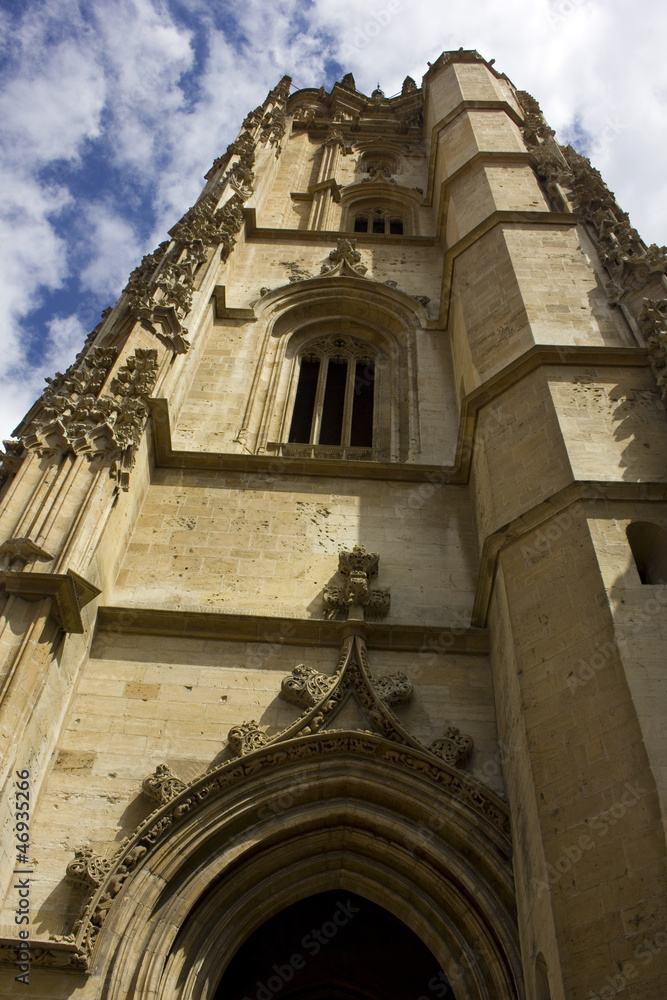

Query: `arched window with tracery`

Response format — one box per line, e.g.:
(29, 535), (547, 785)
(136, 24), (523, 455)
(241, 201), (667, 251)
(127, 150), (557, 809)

(287, 336), (375, 456)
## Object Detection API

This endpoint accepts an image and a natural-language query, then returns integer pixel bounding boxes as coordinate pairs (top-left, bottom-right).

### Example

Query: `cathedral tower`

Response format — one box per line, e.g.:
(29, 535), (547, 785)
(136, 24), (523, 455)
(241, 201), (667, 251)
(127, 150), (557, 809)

(1, 49), (666, 1000)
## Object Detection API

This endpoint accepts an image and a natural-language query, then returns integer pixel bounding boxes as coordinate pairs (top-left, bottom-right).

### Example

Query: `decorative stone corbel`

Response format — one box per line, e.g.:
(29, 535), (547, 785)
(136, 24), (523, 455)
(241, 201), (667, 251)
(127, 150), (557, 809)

(0, 570), (100, 633)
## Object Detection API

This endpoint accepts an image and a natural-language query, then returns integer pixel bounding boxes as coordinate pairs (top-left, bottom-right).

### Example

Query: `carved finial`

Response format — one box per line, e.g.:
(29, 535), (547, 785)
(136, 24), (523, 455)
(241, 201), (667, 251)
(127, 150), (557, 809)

(66, 846), (113, 889)
(323, 545), (390, 619)
(375, 672), (413, 706)
(371, 83), (384, 99)
(401, 76), (417, 95)
(227, 720), (270, 757)
(429, 726), (474, 767)
(142, 764), (187, 806)
(340, 73), (356, 91)
(280, 664), (337, 709)
(320, 239), (367, 277)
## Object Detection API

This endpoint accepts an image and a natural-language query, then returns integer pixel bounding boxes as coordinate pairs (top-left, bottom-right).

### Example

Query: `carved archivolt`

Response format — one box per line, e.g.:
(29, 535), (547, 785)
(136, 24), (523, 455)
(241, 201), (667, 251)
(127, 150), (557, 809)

(64, 730), (509, 973)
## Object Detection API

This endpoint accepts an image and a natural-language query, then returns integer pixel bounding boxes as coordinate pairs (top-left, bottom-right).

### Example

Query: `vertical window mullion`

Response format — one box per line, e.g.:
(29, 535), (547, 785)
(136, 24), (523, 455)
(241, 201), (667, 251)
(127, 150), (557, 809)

(341, 356), (356, 447)
(310, 356), (329, 444)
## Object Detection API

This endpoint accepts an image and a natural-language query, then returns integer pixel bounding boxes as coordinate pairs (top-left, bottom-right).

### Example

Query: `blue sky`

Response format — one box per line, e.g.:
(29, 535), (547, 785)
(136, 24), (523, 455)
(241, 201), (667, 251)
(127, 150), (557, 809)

(1, 0), (666, 441)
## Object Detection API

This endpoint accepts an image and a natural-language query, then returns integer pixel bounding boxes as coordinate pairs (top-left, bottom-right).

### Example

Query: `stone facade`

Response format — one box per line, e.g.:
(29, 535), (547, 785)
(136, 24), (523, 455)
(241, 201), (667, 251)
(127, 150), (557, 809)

(0, 49), (666, 1000)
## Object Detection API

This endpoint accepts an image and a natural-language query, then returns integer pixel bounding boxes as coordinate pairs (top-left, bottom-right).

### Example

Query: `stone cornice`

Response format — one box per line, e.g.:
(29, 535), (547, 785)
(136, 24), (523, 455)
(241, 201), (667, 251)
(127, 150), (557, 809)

(0, 570), (100, 633)
(148, 398), (459, 483)
(96, 605), (489, 654)
(471, 480), (667, 627)
(149, 346), (648, 486)
(242, 209), (437, 246)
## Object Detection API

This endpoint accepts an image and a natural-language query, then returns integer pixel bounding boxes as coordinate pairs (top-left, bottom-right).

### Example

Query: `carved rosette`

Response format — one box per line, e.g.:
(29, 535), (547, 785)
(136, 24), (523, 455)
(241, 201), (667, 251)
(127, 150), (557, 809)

(142, 764), (187, 806)
(66, 847), (113, 889)
(429, 726), (474, 767)
(227, 721), (271, 757)
(280, 664), (337, 709)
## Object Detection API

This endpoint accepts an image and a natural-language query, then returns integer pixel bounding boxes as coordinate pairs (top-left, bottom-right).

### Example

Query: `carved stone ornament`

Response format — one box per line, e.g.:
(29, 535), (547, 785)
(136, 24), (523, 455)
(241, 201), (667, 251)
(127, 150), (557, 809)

(429, 726), (474, 767)
(20, 348), (159, 492)
(280, 664), (337, 709)
(227, 720), (271, 756)
(0, 438), (27, 490)
(0, 938), (89, 972)
(66, 727), (505, 964)
(320, 238), (368, 278)
(66, 846), (113, 889)
(375, 671), (413, 706)
(246, 630), (470, 774)
(640, 298), (667, 400)
(323, 544), (390, 619)
(142, 764), (187, 806)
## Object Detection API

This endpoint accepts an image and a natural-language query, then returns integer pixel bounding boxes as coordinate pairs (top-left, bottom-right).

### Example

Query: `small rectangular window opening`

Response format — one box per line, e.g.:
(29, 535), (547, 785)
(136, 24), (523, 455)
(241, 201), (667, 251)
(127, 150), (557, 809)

(372, 218), (385, 234)
(354, 217), (368, 233)
(389, 218), (404, 235)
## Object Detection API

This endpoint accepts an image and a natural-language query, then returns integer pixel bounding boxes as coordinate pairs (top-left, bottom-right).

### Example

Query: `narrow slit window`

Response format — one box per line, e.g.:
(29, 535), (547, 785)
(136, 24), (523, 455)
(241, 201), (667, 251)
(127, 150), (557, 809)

(354, 216), (369, 233)
(289, 356), (320, 442)
(350, 361), (374, 448)
(319, 358), (348, 445)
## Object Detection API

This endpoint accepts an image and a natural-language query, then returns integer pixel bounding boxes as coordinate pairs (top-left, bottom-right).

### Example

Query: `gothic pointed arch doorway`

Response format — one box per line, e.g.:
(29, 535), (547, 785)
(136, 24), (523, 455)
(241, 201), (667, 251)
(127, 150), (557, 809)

(213, 890), (455, 1000)
(81, 734), (522, 1000)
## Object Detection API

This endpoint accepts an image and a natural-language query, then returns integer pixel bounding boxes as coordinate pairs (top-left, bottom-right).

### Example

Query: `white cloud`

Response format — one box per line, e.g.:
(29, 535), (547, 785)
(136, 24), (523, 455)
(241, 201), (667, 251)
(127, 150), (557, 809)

(1, 0), (666, 445)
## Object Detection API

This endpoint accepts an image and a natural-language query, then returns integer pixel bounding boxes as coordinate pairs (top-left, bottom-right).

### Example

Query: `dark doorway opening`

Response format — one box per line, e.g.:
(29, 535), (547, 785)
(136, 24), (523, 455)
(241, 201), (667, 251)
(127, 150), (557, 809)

(213, 890), (456, 1000)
